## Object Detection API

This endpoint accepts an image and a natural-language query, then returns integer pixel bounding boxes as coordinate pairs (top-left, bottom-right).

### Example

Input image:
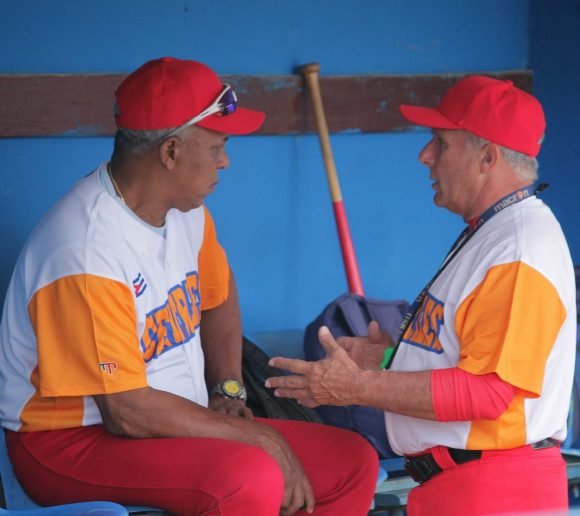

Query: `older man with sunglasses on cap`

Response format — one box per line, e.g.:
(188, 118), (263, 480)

(0, 57), (379, 515)
(267, 76), (577, 514)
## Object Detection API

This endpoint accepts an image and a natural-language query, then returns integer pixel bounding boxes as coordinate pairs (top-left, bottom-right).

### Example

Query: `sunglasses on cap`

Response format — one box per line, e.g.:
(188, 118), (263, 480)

(161, 83), (238, 140)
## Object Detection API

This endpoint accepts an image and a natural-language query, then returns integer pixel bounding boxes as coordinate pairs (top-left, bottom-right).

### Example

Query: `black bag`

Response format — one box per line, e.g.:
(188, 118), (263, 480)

(303, 292), (410, 458)
(242, 337), (323, 423)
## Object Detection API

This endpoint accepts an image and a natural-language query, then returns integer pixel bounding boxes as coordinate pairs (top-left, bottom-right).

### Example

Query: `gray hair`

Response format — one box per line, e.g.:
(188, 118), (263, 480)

(113, 127), (182, 157)
(466, 133), (540, 181)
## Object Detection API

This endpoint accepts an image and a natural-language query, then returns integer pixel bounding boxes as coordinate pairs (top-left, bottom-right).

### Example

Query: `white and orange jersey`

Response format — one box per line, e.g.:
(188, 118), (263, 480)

(0, 162), (230, 432)
(385, 196), (577, 455)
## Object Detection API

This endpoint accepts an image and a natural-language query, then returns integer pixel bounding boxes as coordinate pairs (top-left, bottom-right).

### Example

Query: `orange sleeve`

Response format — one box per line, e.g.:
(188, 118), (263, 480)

(28, 274), (148, 397)
(198, 206), (230, 311)
(455, 261), (566, 397)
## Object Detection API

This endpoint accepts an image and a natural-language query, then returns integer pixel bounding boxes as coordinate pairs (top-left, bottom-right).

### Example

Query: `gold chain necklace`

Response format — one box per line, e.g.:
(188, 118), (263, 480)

(107, 162), (126, 205)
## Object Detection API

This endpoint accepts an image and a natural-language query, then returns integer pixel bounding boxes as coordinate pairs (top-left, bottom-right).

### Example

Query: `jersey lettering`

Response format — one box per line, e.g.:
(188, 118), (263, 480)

(402, 292), (445, 354)
(140, 271), (201, 361)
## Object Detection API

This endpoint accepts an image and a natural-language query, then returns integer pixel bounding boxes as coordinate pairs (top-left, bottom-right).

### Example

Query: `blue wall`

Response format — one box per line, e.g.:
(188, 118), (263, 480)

(1, 0), (576, 338)
(530, 0), (580, 267)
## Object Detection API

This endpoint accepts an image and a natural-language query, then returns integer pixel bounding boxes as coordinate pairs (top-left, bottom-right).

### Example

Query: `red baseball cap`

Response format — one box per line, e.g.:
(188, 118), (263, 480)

(114, 57), (265, 135)
(399, 75), (545, 157)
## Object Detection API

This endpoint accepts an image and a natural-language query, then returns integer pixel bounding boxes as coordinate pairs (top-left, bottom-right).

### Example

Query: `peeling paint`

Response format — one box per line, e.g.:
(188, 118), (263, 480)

(267, 78), (296, 91)
(338, 128), (362, 135)
(57, 126), (106, 137)
(233, 84), (249, 95)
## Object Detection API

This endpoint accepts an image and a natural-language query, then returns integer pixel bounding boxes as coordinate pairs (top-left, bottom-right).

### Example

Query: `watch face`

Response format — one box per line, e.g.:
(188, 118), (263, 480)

(223, 379), (242, 397)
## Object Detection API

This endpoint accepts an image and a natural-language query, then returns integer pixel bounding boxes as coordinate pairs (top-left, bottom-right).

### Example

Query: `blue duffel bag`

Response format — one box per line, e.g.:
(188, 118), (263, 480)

(303, 292), (409, 459)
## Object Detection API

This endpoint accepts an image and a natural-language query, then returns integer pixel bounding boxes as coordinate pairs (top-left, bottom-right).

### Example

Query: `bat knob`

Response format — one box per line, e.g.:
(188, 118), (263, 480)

(300, 63), (320, 75)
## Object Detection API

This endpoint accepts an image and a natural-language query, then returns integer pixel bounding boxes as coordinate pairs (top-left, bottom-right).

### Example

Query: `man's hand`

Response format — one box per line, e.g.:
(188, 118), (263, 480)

(254, 424), (315, 515)
(208, 394), (253, 419)
(337, 320), (394, 370)
(206, 407), (314, 514)
(266, 326), (363, 408)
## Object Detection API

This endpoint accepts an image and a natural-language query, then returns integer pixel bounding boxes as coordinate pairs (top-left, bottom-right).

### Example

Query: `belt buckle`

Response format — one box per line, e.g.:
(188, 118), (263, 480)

(404, 454), (442, 484)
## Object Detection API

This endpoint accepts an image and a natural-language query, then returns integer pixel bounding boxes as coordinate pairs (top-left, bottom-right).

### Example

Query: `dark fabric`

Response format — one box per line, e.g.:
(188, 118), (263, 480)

(242, 337), (323, 423)
(303, 292), (409, 458)
(566, 349), (580, 448)
(564, 265), (580, 449)
(575, 265), (580, 323)
(406, 439), (559, 484)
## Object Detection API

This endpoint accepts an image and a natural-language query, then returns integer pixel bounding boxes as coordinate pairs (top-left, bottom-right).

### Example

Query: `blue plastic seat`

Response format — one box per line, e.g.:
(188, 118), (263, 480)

(0, 501), (129, 515)
(0, 427), (163, 514)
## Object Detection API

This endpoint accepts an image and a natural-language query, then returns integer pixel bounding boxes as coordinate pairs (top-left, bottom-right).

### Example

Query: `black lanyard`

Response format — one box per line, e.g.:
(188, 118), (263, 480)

(384, 183), (547, 369)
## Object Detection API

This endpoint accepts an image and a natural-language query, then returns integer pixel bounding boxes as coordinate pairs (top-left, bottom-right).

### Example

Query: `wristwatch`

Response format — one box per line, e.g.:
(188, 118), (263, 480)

(210, 379), (247, 402)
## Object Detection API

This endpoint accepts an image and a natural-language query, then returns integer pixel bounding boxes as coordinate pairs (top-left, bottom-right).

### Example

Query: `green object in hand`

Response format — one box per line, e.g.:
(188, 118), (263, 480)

(379, 348), (394, 369)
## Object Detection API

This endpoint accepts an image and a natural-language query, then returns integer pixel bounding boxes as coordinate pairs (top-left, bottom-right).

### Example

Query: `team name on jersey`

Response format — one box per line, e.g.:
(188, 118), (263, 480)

(140, 271), (201, 361)
(402, 292), (445, 354)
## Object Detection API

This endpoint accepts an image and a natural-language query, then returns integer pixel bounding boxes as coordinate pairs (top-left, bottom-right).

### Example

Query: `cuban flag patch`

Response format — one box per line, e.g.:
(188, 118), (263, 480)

(132, 272), (148, 298)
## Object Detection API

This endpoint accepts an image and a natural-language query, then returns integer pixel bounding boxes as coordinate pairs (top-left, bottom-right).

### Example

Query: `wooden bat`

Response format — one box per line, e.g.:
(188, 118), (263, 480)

(300, 63), (365, 296)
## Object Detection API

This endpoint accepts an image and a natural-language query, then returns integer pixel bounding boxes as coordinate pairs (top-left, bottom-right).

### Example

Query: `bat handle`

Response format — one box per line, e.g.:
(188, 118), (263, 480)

(301, 63), (365, 296)
(300, 63), (343, 203)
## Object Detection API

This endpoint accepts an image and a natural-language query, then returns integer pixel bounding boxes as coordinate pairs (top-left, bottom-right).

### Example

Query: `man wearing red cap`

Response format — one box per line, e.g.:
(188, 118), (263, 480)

(268, 76), (576, 514)
(0, 57), (379, 515)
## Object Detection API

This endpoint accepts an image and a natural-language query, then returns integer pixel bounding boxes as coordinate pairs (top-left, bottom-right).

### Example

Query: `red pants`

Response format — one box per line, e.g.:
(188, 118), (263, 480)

(6, 418), (378, 515)
(407, 444), (568, 515)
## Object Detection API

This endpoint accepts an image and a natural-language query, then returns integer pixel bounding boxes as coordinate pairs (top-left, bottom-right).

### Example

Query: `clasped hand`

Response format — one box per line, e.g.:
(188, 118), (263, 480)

(209, 392), (313, 513)
(208, 395), (253, 419)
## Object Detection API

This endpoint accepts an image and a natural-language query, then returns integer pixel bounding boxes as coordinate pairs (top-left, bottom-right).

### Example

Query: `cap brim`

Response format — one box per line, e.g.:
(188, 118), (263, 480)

(399, 105), (461, 130)
(197, 107), (265, 135)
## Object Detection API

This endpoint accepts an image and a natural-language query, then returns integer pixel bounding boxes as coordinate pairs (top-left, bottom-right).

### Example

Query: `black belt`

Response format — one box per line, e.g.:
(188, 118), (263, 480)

(404, 438), (560, 484)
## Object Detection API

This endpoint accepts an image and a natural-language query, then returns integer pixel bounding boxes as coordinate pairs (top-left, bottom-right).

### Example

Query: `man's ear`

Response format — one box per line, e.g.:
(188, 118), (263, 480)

(480, 142), (500, 173)
(159, 137), (180, 170)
